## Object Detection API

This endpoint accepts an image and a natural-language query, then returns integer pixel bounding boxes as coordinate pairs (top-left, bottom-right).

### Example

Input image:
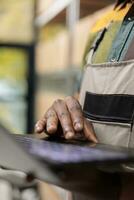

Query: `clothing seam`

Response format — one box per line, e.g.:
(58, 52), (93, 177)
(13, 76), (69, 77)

(84, 111), (132, 122)
(86, 59), (134, 67)
(117, 22), (134, 61)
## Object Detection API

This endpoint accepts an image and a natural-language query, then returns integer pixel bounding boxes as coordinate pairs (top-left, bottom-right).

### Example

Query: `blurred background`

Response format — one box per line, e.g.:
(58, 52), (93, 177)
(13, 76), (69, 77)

(0, 0), (112, 199)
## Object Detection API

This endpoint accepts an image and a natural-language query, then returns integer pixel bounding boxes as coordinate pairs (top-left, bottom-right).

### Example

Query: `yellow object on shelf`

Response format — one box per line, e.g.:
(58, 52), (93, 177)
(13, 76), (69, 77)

(0, 48), (28, 81)
(0, 0), (35, 44)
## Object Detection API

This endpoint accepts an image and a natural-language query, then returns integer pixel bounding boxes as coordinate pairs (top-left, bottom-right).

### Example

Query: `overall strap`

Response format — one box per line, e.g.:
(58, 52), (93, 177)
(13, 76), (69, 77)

(107, 4), (134, 62)
(124, 4), (134, 60)
(124, 36), (134, 61)
(87, 22), (112, 64)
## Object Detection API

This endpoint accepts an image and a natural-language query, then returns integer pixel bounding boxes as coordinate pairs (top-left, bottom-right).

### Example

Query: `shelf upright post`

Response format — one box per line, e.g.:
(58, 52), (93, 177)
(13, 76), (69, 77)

(66, 0), (80, 95)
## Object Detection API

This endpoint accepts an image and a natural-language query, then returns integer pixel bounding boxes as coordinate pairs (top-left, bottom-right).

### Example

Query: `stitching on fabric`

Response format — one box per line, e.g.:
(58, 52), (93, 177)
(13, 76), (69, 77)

(84, 111), (131, 121)
(86, 59), (134, 67)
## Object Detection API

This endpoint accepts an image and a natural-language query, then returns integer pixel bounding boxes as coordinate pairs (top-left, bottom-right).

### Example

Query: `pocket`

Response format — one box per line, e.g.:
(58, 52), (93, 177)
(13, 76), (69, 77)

(82, 92), (134, 147)
(83, 92), (134, 128)
(79, 61), (134, 147)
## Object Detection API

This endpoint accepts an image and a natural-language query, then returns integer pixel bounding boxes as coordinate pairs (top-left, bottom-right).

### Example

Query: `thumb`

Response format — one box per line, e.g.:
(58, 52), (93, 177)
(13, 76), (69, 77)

(83, 118), (98, 143)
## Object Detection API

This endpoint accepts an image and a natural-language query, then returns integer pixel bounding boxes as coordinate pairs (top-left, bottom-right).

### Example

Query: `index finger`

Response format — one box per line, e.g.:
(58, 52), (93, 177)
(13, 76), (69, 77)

(35, 118), (46, 133)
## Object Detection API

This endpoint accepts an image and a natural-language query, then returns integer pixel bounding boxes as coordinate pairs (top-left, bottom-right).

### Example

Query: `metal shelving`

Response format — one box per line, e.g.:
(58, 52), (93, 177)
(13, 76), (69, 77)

(0, 1), (36, 133)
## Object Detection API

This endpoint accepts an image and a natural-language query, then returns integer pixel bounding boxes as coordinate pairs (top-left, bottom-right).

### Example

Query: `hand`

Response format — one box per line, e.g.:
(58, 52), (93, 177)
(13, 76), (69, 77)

(35, 96), (98, 143)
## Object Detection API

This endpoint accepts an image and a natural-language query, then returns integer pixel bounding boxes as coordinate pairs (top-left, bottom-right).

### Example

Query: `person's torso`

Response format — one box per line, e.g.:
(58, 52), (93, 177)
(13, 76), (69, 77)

(80, 3), (134, 148)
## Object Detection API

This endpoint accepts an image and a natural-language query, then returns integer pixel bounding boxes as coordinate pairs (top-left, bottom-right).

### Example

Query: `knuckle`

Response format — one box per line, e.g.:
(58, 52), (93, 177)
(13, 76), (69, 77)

(62, 121), (72, 128)
(74, 117), (83, 123)
(38, 120), (44, 125)
(46, 108), (55, 118)
(46, 107), (53, 114)
(41, 117), (46, 122)
(70, 104), (81, 112)
(45, 109), (51, 117)
(59, 111), (68, 119)
(65, 96), (74, 102)
(53, 99), (63, 105)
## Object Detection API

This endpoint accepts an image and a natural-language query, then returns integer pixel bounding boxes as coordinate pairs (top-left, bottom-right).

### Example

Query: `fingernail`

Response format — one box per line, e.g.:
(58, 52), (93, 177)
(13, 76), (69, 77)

(65, 132), (74, 139)
(90, 135), (98, 143)
(94, 138), (99, 143)
(74, 123), (83, 131)
(35, 125), (42, 132)
(47, 125), (56, 134)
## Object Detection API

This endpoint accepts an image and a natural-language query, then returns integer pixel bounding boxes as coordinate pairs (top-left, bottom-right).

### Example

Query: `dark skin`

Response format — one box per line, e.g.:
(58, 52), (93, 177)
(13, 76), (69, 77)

(35, 0), (130, 143)
(35, 96), (98, 143)
(35, 2), (134, 200)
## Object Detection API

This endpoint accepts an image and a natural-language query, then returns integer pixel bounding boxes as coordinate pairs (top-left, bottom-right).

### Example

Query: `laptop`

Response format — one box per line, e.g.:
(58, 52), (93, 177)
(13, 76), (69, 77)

(0, 124), (134, 191)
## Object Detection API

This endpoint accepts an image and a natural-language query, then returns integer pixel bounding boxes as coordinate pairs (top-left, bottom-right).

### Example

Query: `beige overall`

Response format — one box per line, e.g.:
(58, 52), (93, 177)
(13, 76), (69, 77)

(80, 56), (134, 149)
(71, 24), (134, 199)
